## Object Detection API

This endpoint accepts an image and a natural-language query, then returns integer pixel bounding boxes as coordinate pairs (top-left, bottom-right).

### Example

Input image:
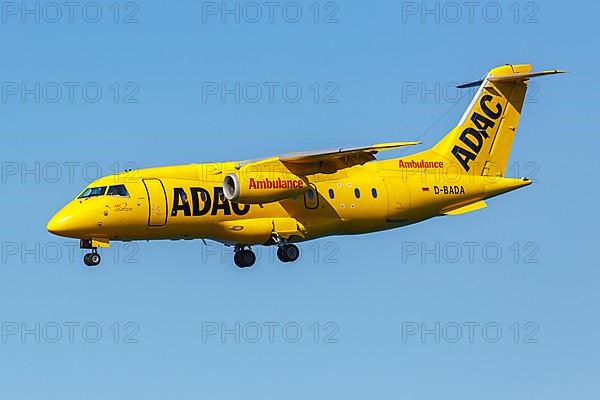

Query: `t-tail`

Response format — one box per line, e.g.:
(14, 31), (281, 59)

(431, 64), (564, 177)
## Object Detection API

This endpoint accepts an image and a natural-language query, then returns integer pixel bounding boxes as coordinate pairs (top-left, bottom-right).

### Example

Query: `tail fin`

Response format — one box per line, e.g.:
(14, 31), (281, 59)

(432, 64), (564, 176)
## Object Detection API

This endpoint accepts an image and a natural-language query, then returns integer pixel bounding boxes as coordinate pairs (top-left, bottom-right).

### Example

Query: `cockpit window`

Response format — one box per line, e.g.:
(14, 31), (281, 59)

(107, 184), (129, 197)
(78, 186), (107, 199)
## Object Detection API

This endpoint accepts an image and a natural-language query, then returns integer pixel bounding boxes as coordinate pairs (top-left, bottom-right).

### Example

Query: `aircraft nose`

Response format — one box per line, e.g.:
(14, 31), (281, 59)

(47, 210), (69, 236)
(47, 207), (81, 237)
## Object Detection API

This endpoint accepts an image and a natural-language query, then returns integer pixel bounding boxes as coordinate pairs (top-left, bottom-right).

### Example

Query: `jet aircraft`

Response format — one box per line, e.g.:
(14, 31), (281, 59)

(47, 64), (563, 268)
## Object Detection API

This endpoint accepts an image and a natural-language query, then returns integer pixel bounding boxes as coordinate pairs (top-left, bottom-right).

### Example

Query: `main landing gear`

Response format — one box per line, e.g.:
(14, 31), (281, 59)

(232, 242), (301, 268)
(234, 245), (256, 268)
(274, 235), (300, 263)
(83, 249), (101, 267)
(277, 244), (300, 263)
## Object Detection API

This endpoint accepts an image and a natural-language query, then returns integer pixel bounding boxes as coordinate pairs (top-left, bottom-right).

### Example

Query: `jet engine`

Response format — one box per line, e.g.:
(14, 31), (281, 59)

(223, 171), (308, 204)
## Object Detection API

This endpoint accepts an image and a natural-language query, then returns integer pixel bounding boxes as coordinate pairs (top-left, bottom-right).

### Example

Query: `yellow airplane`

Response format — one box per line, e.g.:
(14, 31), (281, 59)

(47, 64), (563, 268)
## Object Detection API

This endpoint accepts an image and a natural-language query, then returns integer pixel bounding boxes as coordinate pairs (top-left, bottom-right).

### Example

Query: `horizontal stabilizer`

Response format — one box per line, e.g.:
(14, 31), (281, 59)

(489, 69), (566, 82)
(456, 80), (484, 89)
(442, 200), (487, 215)
(457, 69), (565, 89)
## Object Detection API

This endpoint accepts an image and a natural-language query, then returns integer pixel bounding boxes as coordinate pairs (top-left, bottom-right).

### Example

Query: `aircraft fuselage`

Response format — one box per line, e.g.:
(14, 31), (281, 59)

(47, 157), (529, 247)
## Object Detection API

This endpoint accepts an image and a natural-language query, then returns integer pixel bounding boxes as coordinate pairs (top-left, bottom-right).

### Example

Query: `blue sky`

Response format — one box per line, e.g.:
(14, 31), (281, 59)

(1, 0), (598, 398)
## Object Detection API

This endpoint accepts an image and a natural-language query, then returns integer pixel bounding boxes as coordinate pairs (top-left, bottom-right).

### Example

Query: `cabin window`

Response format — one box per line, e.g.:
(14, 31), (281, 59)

(328, 189), (335, 199)
(371, 188), (378, 198)
(107, 184), (129, 197)
(354, 188), (361, 199)
(78, 186), (107, 199)
(307, 189), (315, 200)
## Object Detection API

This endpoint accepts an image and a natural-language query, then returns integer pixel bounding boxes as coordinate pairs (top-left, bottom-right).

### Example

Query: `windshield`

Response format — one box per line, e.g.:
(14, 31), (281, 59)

(78, 186), (107, 199)
(107, 184), (129, 197)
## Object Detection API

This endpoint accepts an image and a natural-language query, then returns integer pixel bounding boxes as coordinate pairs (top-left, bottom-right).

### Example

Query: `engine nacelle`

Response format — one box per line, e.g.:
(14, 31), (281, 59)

(223, 171), (308, 204)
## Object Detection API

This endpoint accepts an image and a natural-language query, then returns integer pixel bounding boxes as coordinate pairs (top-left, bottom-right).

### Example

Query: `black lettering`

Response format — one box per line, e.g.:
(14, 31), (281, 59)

(232, 202), (250, 216)
(211, 187), (231, 216)
(451, 145), (477, 172)
(470, 112), (495, 138)
(190, 187), (211, 216)
(171, 188), (191, 217)
(480, 94), (502, 119)
(459, 127), (485, 154)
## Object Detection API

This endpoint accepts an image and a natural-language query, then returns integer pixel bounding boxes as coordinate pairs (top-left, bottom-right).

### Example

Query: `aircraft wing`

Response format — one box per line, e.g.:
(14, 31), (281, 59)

(236, 141), (421, 174)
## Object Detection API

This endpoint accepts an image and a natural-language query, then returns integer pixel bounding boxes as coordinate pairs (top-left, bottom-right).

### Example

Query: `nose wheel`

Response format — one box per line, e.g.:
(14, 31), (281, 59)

(277, 244), (300, 263)
(234, 246), (256, 268)
(83, 250), (101, 267)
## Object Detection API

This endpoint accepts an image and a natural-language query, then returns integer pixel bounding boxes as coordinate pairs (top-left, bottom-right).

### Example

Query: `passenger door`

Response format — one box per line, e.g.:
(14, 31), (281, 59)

(143, 179), (168, 227)
(383, 177), (412, 223)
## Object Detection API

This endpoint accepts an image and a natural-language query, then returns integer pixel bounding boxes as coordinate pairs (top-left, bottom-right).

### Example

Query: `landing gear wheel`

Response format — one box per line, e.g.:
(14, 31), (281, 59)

(277, 247), (287, 262)
(277, 244), (300, 263)
(83, 251), (101, 267)
(234, 249), (256, 268)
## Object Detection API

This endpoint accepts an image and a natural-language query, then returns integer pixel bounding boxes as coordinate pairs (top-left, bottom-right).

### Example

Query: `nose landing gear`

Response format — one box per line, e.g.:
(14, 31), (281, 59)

(80, 239), (106, 267)
(83, 249), (101, 267)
